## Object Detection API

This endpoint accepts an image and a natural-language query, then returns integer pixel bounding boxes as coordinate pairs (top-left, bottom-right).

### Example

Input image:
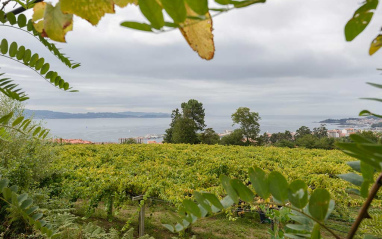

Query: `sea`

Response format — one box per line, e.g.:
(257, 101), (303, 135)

(42, 115), (351, 143)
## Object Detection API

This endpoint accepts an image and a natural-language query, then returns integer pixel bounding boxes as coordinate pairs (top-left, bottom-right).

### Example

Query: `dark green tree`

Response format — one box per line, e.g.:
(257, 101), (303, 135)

(256, 132), (270, 146)
(163, 109), (181, 143)
(181, 99), (206, 131)
(219, 129), (245, 146)
(295, 126), (312, 139)
(164, 99), (205, 144)
(199, 128), (220, 145)
(231, 107), (260, 145)
(171, 117), (199, 144)
(313, 124), (328, 139)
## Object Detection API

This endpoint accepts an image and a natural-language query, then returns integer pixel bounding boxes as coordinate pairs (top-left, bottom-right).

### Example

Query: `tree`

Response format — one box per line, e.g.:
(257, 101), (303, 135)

(295, 126), (312, 139)
(199, 128), (220, 145)
(313, 124), (328, 139)
(231, 107), (260, 145)
(220, 129), (245, 146)
(171, 117), (199, 144)
(163, 109), (181, 143)
(181, 99), (206, 131)
(164, 99), (205, 144)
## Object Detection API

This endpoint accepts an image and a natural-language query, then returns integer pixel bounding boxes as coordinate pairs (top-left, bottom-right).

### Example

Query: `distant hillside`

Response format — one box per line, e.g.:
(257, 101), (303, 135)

(24, 109), (171, 119)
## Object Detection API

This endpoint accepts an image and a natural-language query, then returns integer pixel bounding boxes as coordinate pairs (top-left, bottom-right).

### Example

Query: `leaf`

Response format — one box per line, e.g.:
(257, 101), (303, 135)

(9, 42), (18, 57)
(360, 181), (370, 198)
(114, 0), (138, 8)
(311, 223), (321, 239)
(220, 175), (238, 204)
(40, 3), (73, 43)
(33, 2), (46, 21)
(193, 191), (212, 213)
(41, 63), (50, 75)
(16, 46), (25, 60)
(161, 0), (187, 23)
(230, 179), (254, 202)
(32, 213), (43, 220)
(162, 224), (174, 232)
(325, 199), (335, 220)
(367, 82), (382, 89)
(138, 0), (164, 30)
(17, 14), (27, 27)
(288, 180), (308, 209)
(268, 171), (289, 203)
(0, 179), (9, 191)
(0, 112), (13, 124)
(185, 0), (208, 15)
(286, 224), (310, 231)
(215, 0), (231, 5)
(370, 34), (382, 55)
(6, 12), (16, 25)
(17, 193), (28, 204)
(1, 38), (8, 55)
(337, 173), (363, 187)
(182, 199), (201, 218)
(345, 0), (378, 41)
(60, 0), (115, 26)
(20, 198), (33, 209)
(249, 167), (270, 199)
(180, 4), (215, 60)
(12, 116), (24, 127)
(202, 192), (224, 210)
(347, 161), (361, 173)
(361, 161), (375, 182)
(174, 223), (183, 232)
(120, 22), (153, 32)
(308, 189), (330, 221)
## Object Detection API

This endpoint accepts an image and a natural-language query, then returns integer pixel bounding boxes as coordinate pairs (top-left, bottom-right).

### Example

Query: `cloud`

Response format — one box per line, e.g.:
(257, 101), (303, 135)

(1, 0), (382, 117)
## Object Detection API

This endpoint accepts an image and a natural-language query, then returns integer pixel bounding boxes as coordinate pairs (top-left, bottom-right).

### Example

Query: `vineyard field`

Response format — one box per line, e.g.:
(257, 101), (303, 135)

(53, 144), (363, 216)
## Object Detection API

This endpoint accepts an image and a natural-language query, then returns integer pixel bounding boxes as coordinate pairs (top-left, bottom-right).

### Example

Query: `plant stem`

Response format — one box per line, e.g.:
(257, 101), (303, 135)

(346, 172), (382, 239)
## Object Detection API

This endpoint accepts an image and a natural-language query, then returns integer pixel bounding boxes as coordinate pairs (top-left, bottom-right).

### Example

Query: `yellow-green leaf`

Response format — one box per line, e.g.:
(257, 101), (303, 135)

(60, 0), (115, 26)
(179, 4), (214, 60)
(32, 2), (46, 21)
(114, 0), (138, 8)
(369, 34), (382, 55)
(43, 3), (73, 42)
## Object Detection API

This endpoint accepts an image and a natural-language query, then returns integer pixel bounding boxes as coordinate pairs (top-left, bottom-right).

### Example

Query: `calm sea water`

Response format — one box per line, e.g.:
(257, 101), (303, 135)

(42, 115), (349, 143)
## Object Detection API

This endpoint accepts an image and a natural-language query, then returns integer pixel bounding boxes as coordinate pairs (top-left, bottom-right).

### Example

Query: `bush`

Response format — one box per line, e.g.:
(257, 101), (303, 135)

(274, 139), (295, 148)
(199, 128), (220, 145)
(220, 129), (245, 146)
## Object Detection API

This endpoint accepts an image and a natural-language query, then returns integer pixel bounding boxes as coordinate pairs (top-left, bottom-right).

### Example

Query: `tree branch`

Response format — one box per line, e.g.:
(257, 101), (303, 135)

(346, 172), (382, 239)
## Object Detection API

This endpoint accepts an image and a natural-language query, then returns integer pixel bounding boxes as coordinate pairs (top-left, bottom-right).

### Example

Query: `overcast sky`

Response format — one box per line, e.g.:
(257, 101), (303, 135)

(2, 0), (382, 117)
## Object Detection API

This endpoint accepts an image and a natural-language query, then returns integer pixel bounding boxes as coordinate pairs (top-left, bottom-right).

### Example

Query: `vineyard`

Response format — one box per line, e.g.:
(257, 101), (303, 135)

(52, 144), (372, 219)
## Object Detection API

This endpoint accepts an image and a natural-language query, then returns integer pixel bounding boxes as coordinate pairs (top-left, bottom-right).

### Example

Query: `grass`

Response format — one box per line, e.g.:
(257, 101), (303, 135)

(73, 200), (271, 239)
(71, 199), (382, 239)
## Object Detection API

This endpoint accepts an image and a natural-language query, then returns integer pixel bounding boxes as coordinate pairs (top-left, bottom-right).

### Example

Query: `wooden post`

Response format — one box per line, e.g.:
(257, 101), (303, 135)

(133, 195), (145, 237)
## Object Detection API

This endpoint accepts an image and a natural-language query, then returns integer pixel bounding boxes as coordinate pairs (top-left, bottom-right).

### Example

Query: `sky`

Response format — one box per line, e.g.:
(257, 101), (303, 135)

(2, 0), (382, 117)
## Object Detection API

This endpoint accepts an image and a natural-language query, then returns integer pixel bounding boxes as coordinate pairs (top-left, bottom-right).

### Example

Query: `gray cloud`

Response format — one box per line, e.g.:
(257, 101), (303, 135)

(1, 0), (382, 117)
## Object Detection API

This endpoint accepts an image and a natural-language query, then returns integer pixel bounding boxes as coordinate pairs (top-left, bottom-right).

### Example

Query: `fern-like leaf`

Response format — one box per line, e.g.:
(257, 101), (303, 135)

(0, 73), (29, 101)
(0, 10), (80, 69)
(0, 111), (50, 141)
(0, 177), (57, 238)
(0, 38), (76, 92)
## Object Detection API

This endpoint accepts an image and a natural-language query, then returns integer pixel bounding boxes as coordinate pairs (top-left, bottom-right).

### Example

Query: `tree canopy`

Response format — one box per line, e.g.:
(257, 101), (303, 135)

(231, 107), (260, 144)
